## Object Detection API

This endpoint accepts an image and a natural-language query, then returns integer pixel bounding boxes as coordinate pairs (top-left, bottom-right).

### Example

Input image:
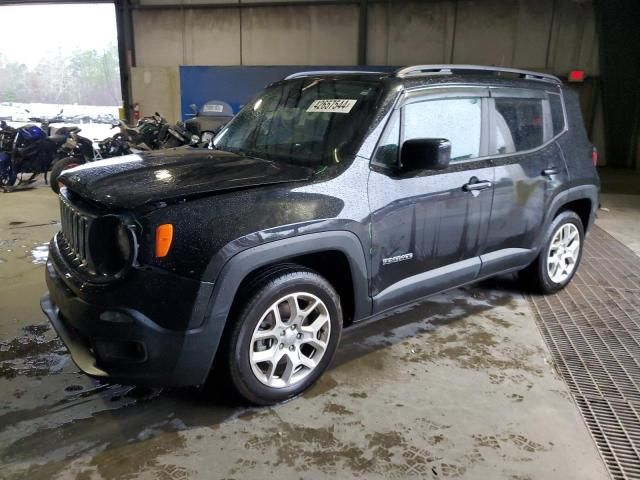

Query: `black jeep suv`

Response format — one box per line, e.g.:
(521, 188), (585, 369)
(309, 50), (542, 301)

(42, 65), (599, 404)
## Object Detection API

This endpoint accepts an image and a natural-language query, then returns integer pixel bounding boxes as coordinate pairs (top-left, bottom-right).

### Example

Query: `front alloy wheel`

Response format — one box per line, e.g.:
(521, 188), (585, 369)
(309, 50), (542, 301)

(249, 292), (331, 388)
(227, 267), (342, 405)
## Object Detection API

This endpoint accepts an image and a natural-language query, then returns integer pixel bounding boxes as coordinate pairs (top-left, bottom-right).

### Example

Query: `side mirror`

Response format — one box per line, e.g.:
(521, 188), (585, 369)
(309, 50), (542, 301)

(189, 103), (198, 115)
(400, 138), (451, 173)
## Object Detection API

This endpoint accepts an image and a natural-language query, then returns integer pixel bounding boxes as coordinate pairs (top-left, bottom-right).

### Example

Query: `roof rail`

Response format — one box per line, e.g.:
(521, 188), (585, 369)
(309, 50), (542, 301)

(395, 64), (561, 84)
(284, 70), (385, 80)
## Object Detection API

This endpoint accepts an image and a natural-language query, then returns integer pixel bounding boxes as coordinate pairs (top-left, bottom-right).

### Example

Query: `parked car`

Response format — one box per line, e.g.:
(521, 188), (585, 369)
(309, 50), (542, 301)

(41, 65), (599, 405)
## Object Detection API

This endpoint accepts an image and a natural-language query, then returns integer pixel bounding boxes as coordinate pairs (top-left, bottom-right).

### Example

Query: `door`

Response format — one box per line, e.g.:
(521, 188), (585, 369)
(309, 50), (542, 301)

(368, 88), (495, 313)
(480, 87), (570, 276)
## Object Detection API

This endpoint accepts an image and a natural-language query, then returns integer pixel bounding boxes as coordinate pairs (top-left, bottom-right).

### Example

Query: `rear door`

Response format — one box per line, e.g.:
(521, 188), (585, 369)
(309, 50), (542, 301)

(480, 87), (570, 276)
(368, 87), (495, 312)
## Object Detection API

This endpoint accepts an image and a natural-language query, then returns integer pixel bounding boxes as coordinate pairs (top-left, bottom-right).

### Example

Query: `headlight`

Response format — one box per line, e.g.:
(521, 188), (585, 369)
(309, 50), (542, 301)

(89, 216), (136, 276)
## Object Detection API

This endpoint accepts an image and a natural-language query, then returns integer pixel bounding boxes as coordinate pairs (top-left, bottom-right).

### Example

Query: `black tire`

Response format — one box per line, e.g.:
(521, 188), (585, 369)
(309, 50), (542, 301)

(519, 210), (584, 294)
(0, 166), (16, 187)
(50, 157), (84, 194)
(227, 267), (342, 405)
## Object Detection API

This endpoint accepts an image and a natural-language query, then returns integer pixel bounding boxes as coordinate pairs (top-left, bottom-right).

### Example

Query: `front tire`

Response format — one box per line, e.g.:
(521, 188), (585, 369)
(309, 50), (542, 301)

(519, 210), (584, 294)
(227, 268), (342, 405)
(0, 159), (16, 187)
(50, 157), (83, 194)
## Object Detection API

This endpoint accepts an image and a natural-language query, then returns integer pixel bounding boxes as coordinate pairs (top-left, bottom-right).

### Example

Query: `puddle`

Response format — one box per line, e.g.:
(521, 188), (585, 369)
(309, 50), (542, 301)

(30, 244), (49, 264)
(0, 323), (65, 379)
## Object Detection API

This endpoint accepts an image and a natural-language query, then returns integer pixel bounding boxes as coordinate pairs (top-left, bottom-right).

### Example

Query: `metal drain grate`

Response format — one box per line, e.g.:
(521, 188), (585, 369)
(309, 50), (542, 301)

(529, 226), (640, 480)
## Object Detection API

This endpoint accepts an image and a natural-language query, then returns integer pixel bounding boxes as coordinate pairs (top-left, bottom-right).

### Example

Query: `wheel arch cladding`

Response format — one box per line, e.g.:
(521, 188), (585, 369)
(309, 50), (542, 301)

(199, 231), (371, 376)
(557, 197), (593, 233)
(545, 185), (598, 236)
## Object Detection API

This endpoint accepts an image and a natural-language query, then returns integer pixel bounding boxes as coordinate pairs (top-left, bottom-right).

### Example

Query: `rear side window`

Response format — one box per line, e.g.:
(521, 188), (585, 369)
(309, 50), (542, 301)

(549, 93), (566, 136)
(492, 97), (545, 154)
(403, 98), (482, 161)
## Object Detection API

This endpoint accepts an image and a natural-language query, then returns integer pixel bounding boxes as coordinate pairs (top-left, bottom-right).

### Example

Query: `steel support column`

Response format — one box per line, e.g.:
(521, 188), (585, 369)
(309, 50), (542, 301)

(358, 0), (368, 65)
(115, 0), (134, 123)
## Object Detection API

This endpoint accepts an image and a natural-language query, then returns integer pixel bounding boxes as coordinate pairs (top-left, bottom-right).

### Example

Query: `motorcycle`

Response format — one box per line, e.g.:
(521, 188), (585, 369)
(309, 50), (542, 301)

(48, 113), (201, 193)
(159, 120), (200, 149)
(95, 132), (134, 159)
(49, 128), (144, 194)
(0, 110), (84, 189)
(185, 101), (234, 144)
(118, 113), (167, 150)
(118, 113), (198, 150)
(0, 121), (18, 186)
(48, 129), (98, 193)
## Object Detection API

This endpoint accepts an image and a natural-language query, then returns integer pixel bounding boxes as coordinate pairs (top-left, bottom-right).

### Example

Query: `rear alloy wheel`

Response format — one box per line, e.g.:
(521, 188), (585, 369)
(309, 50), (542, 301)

(546, 223), (581, 284)
(227, 268), (342, 405)
(518, 210), (584, 294)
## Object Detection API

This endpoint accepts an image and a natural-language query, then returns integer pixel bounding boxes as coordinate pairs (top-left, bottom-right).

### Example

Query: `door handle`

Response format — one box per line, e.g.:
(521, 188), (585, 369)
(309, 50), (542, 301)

(462, 178), (492, 192)
(542, 167), (559, 176)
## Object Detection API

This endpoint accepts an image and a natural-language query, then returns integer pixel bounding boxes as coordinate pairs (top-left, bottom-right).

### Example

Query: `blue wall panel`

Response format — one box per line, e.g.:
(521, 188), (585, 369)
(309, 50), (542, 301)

(179, 65), (396, 121)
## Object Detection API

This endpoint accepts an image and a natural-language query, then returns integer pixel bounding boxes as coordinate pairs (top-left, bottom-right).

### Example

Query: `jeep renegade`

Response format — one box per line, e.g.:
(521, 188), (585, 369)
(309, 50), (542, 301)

(42, 65), (599, 405)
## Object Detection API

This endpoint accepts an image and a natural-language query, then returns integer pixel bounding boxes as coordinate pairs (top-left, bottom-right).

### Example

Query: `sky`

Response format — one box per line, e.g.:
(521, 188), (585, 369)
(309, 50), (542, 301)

(0, 4), (118, 67)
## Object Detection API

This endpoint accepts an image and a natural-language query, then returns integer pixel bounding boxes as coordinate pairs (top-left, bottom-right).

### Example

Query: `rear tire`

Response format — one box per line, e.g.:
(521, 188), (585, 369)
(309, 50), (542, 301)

(227, 267), (342, 405)
(50, 157), (83, 194)
(519, 210), (584, 294)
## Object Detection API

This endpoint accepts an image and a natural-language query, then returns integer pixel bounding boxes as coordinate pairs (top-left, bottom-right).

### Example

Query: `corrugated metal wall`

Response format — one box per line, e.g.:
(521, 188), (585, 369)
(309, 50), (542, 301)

(129, 0), (604, 159)
(132, 0), (598, 72)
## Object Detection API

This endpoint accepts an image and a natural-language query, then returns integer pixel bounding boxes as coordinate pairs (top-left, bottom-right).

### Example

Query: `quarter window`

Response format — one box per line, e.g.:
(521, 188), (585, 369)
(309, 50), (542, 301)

(549, 93), (566, 136)
(372, 110), (400, 168)
(491, 97), (545, 154)
(403, 98), (482, 162)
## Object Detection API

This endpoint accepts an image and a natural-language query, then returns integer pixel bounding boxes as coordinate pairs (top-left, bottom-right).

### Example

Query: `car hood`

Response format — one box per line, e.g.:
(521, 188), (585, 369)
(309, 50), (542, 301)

(60, 148), (315, 209)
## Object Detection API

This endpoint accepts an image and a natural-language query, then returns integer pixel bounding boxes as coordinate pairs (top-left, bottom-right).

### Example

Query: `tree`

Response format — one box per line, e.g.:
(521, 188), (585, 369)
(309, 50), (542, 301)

(0, 44), (121, 106)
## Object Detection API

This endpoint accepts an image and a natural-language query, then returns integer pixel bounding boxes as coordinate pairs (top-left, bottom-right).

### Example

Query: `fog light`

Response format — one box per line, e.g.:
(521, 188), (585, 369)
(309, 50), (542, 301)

(99, 310), (134, 323)
(93, 339), (146, 363)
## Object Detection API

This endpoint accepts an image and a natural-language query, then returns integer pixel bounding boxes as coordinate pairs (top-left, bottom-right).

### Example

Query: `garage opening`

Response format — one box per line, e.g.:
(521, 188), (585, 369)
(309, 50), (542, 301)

(0, 3), (121, 140)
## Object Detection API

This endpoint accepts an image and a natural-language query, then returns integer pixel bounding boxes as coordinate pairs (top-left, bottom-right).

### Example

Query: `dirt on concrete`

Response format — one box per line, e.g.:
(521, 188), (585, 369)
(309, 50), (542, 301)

(0, 183), (607, 479)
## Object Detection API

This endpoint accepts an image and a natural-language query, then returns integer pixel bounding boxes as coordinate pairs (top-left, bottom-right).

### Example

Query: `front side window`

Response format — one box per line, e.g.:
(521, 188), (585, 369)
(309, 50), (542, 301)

(491, 97), (545, 154)
(403, 98), (482, 162)
(213, 79), (382, 167)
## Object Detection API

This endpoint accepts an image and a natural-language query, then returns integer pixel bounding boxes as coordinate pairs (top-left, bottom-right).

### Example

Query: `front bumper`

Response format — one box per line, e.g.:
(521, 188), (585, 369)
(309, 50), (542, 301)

(41, 253), (220, 387)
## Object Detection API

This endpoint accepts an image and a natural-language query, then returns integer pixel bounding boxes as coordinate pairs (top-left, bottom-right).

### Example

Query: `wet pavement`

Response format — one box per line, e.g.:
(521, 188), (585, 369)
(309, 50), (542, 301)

(1, 183), (607, 479)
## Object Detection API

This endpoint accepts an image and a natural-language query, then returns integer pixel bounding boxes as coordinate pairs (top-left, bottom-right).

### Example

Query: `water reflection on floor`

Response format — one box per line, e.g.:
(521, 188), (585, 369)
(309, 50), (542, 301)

(0, 184), (607, 480)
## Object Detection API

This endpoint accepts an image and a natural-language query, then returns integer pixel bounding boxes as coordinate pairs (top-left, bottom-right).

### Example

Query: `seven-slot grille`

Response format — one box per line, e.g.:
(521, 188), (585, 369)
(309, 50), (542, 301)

(59, 195), (90, 266)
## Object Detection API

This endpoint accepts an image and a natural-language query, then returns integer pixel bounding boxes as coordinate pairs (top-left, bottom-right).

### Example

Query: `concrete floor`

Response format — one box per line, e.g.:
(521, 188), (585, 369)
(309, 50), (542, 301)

(1, 174), (630, 479)
(597, 168), (640, 256)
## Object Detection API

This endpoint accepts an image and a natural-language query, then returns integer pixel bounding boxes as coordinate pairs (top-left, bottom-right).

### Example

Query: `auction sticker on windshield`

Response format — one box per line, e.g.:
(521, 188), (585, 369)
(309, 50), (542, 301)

(307, 99), (357, 114)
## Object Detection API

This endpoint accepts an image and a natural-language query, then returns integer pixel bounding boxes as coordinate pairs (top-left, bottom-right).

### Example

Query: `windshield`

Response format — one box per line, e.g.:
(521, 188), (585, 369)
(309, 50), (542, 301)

(213, 78), (383, 167)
